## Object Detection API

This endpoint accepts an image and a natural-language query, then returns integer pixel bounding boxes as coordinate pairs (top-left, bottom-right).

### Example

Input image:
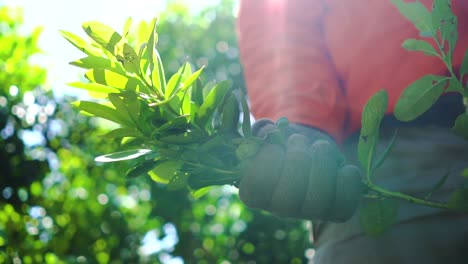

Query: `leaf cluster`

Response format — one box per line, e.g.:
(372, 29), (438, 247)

(62, 19), (253, 191)
(358, 0), (468, 236)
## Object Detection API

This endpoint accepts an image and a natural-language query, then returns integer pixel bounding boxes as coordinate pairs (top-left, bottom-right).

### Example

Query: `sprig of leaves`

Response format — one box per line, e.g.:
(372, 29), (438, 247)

(358, 0), (468, 235)
(62, 19), (254, 192)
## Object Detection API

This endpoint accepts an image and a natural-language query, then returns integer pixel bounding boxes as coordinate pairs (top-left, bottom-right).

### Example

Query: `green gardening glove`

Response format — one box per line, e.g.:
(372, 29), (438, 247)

(238, 119), (363, 222)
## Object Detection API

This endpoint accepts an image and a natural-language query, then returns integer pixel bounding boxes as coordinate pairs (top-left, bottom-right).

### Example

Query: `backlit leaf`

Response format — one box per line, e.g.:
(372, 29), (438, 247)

(195, 80), (231, 128)
(73, 100), (132, 126)
(59, 30), (101, 56)
(82, 21), (123, 55)
(67, 82), (119, 95)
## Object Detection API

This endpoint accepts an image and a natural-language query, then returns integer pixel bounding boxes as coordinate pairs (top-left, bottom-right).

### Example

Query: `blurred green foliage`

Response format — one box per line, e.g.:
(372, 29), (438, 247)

(0, 1), (311, 263)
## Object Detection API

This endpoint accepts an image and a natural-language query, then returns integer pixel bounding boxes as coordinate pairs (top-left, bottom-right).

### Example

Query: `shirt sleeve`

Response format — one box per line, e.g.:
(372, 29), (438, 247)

(237, 0), (348, 142)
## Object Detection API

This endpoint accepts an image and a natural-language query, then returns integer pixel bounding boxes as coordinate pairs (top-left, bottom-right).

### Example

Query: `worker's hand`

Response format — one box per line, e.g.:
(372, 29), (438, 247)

(238, 119), (363, 222)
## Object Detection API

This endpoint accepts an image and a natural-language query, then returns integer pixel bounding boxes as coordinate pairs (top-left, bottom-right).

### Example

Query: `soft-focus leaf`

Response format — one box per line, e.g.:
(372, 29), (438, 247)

(85, 69), (149, 93)
(108, 93), (135, 125)
(115, 43), (139, 73)
(182, 66), (204, 91)
(394, 75), (448, 122)
(126, 160), (156, 178)
(67, 82), (119, 95)
(191, 187), (212, 199)
(453, 114), (468, 140)
(358, 90), (388, 175)
(195, 80), (231, 128)
(73, 100), (132, 126)
(152, 50), (166, 94)
(461, 49), (468, 79)
(59, 30), (101, 56)
(167, 171), (189, 190)
(359, 198), (399, 236)
(166, 63), (187, 98)
(95, 149), (152, 162)
(69, 56), (126, 74)
(448, 188), (468, 212)
(402, 39), (439, 57)
(103, 127), (144, 139)
(446, 76), (464, 93)
(390, 0), (432, 35)
(240, 92), (252, 137)
(372, 130), (397, 173)
(432, 0), (458, 55)
(123, 17), (132, 38)
(149, 160), (183, 184)
(82, 21), (123, 55)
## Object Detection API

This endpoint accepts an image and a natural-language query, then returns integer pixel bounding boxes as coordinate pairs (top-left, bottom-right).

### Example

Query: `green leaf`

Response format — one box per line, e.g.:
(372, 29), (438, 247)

(394, 75), (448, 122)
(402, 39), (439, 57)
(73, 101), (132, 126)
(148, 160), (183, 184)
(152, 50), (166, 94)
(126, 160), (156, 178)
(446, 76), (464, 93)
(121, 91), (141, 126)
(69, 56), (126, 74)
(82, 21), (123, 55)
(453, 114), (468, 140)
(195, 80), (231, 128)
(240, 92), (252, 137)
(424, 171), (450, 200)
(146, 18), (158, 74)
(432, 0), (458, 55)
(59, 30), (101, 56)
(461, 49), (468, 79)
(67, 82), (119, 95)
(123, 17), (132, 38)
(103, 127), (143, 139)
(108, 93), (135, 125)
(220, 94), (240, 133)
(358, 90), (388, 176)
(115, 43), (139, 73)
(448, 188), (468, 212)
(371, 130), (397, 174)
(359, 198), (399, 236)
(182, 66), (204, 91)
(85, 69), (149, 93)
(95, 149), (152, 163)
(390, 0), (432, 35)
(167, 171), (189, 190)
(191, 187), (212, 199)
(165, 63), (187, 98)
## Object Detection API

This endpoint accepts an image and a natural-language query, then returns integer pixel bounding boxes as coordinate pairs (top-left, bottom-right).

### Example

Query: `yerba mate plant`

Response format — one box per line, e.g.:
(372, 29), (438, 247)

(357, 0), (468, 235)
(62, 0), (468, 234)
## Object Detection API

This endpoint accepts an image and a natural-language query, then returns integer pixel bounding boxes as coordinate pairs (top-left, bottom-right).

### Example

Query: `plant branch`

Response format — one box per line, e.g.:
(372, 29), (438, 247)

(365, 182), (452, 210)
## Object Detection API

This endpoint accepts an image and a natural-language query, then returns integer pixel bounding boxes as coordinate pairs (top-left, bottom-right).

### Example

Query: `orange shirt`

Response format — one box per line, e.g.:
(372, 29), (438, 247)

(237, 0), (468, 142)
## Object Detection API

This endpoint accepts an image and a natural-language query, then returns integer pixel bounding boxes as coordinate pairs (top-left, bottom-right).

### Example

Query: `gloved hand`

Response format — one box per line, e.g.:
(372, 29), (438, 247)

(238, 119), (363, 222)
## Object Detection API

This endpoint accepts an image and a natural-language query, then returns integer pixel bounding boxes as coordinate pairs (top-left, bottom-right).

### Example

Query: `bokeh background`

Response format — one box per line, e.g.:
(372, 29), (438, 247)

(0, 0), (313, 263)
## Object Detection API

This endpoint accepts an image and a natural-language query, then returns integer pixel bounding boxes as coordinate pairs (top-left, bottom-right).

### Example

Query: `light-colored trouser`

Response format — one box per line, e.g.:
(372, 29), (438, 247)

(312, 126), (468, 264)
